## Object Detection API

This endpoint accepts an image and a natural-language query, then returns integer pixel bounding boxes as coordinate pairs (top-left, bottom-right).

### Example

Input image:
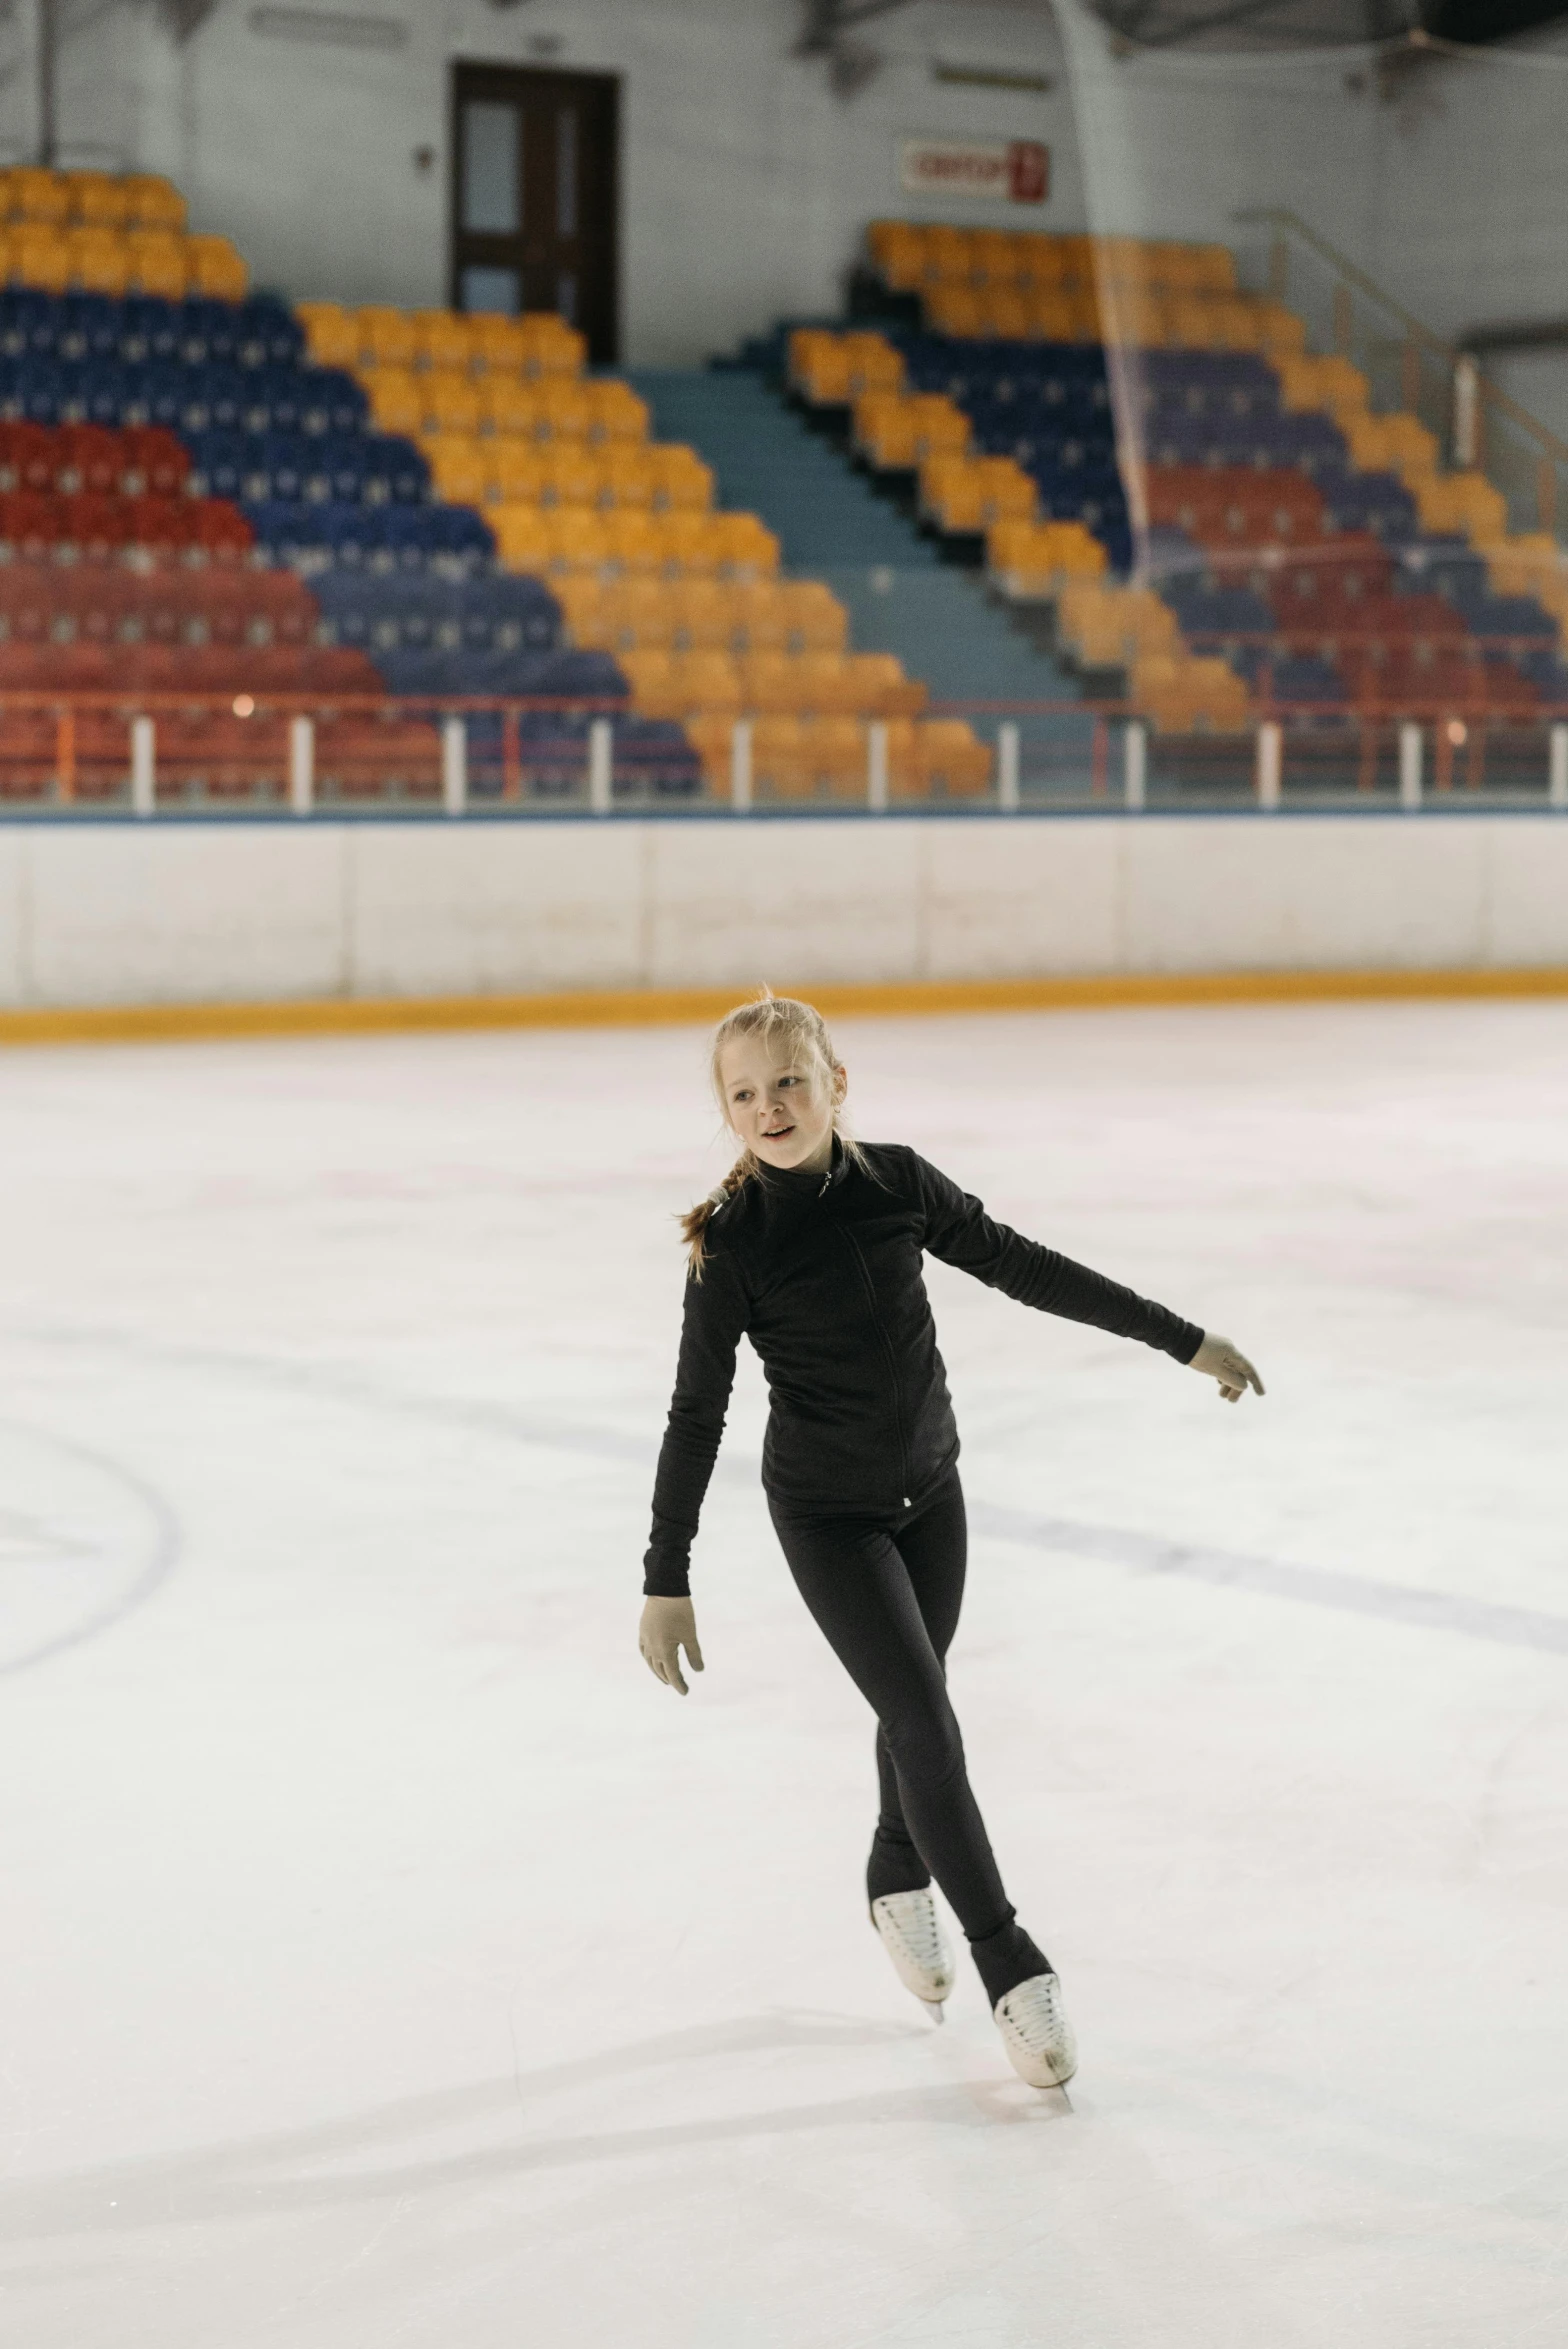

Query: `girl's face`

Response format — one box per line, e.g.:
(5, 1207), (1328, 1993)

(719, 1035), (844, 1174)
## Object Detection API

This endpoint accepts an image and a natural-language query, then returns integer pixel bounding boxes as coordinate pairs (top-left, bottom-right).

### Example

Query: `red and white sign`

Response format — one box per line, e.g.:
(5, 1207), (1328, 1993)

(899, 138), (1049, 205)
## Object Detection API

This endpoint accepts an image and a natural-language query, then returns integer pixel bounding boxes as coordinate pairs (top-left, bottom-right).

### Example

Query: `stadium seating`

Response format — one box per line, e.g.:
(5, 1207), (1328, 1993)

(311, 296), (990, 797)
(0, 168), (985, 803)
(787, 225), (1568, 733)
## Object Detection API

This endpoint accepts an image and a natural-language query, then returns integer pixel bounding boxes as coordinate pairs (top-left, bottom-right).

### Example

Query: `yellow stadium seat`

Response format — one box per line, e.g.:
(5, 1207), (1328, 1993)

(1253, 299), (1307, 355)
(12, 225), (69, 291)
(924, 285), (985, 338)
(841, 332), (904, 395)
(358, 307), (419, 368)
(469, 314), (531, 372)
(790, 329), (852, 406)
(926, 225), (977, 284)
(777, 580), (849, 652)
(8, 168), (69, 224)
(726, 581), (787, 654)
(539, 445), (601, 507)
(648, 445), (714, 512)
(598, 446), (658, 511)
(920, 453), (1036, 533)
(737, 652), (803, 714)
(518, 312), (587, 379)
(706, 511), (780, 578)
(67, 229), (129, 295)
(685, 712), (739, 796)
(678, 652), (746, 716)
(493, 503), (567, 573)
(667, 579), (734, 652)
(978, 289), (1034, 342)
(751, 714), (810, 795)
(907, 719), (992, 798)
(532, 380), (593, 440)
(584, 379), (649, 443)
(1190, 245), (1237, 292)
(481, 379), (543, 437)
(424, 438), (490, 506)
(971, 229), (1025, 287)
(185, 233), (247, 298)
(124, 229), (186, 298)
(867, 220), (926, 292)
(298, 302), (361, 371)
(67, 172), (130, 228)
(490, 440), (550, 504)
(987, 518), (1107, 597)
(598, 511), (665, 576)
(123, 175), (186, 231)
(363, 367), (423, 437)
(414, 310), (474, 372)
(1013, 233), (1066, 291)
(422, 370), (484, 435)
(796, 716), (871, 798)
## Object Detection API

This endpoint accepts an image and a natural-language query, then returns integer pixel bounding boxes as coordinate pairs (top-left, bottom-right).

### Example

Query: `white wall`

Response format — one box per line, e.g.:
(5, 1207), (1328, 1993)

(1, 814), (1565, 1010)
(22, 0), (1080, 367)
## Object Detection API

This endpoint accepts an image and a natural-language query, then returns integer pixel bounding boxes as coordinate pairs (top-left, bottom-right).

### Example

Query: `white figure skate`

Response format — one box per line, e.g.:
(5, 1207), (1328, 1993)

(994, 1970), (1077, 2087)
(871, 1889), (955, 2022)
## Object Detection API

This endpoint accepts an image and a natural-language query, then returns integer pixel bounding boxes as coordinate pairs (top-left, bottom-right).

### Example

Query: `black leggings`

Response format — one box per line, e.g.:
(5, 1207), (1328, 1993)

(769, 1472), (1051, 2006)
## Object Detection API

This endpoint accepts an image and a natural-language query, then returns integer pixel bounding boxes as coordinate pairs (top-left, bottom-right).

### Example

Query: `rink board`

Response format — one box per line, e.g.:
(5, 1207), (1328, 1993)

(1, 811), (1568, 1015)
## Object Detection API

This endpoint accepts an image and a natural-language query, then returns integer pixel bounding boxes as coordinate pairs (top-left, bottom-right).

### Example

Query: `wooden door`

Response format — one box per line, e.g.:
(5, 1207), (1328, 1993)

(450, 63), (620, 362)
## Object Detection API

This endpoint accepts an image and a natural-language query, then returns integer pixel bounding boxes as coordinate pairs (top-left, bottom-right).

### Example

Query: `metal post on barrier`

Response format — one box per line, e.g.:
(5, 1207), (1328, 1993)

(588, 716), (613, 814)
(867, 719), (889, 813)
(730, 717), (752, 814)
(1123, 719), (1146, 811)
(1398, 720), (1423, 810)
(1255, 719), (1282, 811)
(996, 720), (1020, 812)
(130, 715), (155, 817)
(1550, 723), (1568, 809)
(288, 714), (314, 816)
(441, 714), (467, 816)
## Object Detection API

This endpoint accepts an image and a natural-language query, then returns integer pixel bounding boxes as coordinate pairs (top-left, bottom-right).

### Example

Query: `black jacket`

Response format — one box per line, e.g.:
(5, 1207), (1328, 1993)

(643, 1141), (1203, 1596)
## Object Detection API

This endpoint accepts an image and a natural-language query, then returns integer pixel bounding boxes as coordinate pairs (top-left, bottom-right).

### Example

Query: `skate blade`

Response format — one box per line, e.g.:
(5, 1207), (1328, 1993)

(919, 1998), (946, 2026)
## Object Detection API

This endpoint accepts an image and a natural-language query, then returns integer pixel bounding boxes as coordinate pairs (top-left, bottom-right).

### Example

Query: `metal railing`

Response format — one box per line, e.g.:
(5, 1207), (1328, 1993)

(4, 692), (1568, 816)
(1232, 206), (1568, 540)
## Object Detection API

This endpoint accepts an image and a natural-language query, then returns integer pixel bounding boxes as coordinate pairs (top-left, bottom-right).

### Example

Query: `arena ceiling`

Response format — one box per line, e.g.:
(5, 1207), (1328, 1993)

(1082, 0), (1568, 51)
(800, 0), (1568, 61)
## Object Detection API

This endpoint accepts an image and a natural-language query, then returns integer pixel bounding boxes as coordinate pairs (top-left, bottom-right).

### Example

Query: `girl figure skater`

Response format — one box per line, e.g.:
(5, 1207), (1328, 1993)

(640, 995), (1262, 2088)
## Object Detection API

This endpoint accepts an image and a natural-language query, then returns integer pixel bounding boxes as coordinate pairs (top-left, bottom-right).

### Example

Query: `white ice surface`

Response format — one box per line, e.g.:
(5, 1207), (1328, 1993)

(1, 1002), (1565, 2348)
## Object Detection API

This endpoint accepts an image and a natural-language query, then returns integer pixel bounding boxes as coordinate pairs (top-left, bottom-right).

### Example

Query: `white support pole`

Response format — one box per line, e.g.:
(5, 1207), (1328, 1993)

(288, 714), (314, 816)
(441, 714), (467, 816)
(1398, 720), (1423, 810)
(588, 716), (613, 815)
(866, 719), (889, 813)
(996, 720), (1020, 812)
(730, 717), (752, 814)
(1255, 719), (1282, 811)
(130, 715), (155, 817)
(1550, 723), (1568, 809)
(1123, 719), (1146, 811)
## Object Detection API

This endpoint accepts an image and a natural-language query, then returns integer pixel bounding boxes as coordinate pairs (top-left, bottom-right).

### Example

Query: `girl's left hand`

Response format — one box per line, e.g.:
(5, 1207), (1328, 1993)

(1188, 1332), (1264, 1404)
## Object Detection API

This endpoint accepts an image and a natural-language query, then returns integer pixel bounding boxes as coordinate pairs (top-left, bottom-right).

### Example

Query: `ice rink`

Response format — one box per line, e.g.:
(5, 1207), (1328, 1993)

(1, 998), (1565, 2349)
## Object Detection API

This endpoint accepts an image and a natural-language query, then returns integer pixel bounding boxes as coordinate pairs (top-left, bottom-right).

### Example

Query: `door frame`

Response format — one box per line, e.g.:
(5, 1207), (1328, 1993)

(447, 58), (622, 363)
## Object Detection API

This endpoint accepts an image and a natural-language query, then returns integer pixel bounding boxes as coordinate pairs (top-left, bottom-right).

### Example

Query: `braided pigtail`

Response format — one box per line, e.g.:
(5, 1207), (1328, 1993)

(680, 1148), (759, 1280)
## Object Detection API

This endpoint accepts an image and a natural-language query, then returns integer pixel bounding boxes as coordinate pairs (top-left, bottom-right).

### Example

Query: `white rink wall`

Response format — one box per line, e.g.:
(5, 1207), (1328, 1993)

(2, 815), (1568, 1010)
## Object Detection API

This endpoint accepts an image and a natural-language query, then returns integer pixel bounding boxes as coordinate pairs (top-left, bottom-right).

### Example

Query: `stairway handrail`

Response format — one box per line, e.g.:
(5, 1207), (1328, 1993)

(1233, 204), (1568, 478)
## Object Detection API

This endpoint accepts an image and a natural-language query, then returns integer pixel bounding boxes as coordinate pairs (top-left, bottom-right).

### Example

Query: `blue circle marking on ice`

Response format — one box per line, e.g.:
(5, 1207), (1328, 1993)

(0, 1421), (179, 1676)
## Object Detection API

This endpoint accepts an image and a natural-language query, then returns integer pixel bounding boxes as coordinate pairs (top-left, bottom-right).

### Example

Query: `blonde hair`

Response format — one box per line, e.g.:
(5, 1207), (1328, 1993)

(680, 992), (858, 1277)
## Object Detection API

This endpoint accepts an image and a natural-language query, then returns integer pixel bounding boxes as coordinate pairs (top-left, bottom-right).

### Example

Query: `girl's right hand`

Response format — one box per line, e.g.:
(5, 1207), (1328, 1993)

(639, 1596), (704, 1695)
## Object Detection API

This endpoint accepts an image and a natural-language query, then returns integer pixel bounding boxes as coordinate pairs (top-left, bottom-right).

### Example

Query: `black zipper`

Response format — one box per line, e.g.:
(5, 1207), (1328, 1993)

(840, 1226), (912, 1506)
